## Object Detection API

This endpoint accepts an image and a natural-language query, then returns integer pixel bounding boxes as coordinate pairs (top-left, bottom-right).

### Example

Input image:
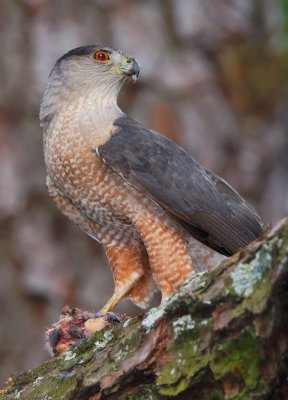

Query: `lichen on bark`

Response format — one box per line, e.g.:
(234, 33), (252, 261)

(1, 219), (288, 400)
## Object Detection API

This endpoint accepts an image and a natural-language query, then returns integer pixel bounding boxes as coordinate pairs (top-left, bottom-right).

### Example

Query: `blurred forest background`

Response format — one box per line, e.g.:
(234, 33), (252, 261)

(0, 0), (288, 385)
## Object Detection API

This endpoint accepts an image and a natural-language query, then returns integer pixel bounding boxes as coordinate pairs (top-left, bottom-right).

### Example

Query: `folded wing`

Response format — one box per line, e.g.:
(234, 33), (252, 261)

(97, 116), (263, 255)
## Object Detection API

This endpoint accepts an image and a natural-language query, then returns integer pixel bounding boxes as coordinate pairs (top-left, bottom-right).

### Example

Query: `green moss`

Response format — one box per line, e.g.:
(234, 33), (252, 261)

(156, 313), (214, 396)
(210, 331), (262, 390)
(244, 276), (272, 314)
(110, 328), (142, 365)
(3, 222), (288, 400)
(84, 319), (143, 386)
(157, 336), (210, 395)
(7, 372), (79, 400)
(34, 375), (78, 399)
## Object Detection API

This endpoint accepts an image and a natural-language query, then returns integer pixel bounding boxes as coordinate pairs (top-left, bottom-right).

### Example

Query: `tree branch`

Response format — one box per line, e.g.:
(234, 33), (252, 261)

(1, 219), (288, 400)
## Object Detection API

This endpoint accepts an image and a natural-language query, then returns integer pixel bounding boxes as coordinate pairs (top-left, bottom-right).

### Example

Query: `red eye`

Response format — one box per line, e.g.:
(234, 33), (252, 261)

(94, 51), (110, 62)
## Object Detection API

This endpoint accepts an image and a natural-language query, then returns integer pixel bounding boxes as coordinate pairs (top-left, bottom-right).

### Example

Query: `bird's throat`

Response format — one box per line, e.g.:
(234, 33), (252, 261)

(45, 88), (123, 152)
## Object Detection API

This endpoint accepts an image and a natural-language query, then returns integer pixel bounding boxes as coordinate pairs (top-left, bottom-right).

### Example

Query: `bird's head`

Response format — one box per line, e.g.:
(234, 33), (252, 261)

(53, 45), (139, 91)
(40, 45), (140, 127)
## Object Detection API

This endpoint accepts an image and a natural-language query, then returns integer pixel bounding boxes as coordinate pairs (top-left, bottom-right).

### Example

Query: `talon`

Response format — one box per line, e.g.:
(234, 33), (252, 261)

(45, 306), (126, 357)
(106, 312), (122, 324)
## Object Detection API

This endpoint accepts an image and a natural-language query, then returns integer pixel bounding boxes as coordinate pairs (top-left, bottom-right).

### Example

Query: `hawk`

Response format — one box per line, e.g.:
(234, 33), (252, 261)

(40, 45), (263, 313)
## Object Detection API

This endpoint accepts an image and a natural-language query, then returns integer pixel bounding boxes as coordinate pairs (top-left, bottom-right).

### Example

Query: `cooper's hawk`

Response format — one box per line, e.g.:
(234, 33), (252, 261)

(40, 45), (263, 313)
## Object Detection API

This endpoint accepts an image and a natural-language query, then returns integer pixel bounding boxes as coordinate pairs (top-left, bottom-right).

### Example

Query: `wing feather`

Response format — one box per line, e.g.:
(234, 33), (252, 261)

(98, 116), (263, 255)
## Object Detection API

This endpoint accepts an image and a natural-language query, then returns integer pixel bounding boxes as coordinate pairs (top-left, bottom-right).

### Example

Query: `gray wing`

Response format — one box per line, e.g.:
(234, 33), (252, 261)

(98, 116), (263, 255)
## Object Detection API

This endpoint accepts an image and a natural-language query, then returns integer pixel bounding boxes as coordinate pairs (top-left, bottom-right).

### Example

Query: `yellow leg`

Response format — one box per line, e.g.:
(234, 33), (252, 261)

(100, 291), (130, 314)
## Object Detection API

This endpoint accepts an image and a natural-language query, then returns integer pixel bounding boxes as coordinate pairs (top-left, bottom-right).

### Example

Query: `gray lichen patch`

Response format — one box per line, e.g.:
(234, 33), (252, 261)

(164, 271), (209, 309)
(178, 271), (210, 295)
(231, 243), (272, 297)
(14, 389), (23, 399)
(142, 304), (166, 332)
(94, 329), (114, 351)
(172, 315), (196, 339)
(110, 330), (141, 364)
(32, 376), (44, 386)
(164, 271), (215, 314)
(63, 351), (77, 361)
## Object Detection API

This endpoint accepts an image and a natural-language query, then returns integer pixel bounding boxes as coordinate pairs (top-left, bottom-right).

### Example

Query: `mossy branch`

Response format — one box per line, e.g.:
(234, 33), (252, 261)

(1, 219), (288, 400)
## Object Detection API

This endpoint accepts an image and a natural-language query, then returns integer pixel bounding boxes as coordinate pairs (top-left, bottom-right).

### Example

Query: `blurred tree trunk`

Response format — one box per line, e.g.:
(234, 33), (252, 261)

(1, 219), (288, 400)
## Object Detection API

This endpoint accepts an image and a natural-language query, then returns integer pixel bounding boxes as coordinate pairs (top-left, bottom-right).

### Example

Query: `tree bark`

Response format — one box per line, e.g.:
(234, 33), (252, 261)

(1, 219), (288, 400)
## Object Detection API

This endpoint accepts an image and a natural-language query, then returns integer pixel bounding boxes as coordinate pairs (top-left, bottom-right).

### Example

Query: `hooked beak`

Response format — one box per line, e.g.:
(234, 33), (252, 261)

(123, 59), (140, 82)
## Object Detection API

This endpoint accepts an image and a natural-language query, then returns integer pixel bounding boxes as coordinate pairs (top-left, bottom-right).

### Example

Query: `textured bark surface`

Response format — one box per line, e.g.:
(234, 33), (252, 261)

(1, 219), (288, 400)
